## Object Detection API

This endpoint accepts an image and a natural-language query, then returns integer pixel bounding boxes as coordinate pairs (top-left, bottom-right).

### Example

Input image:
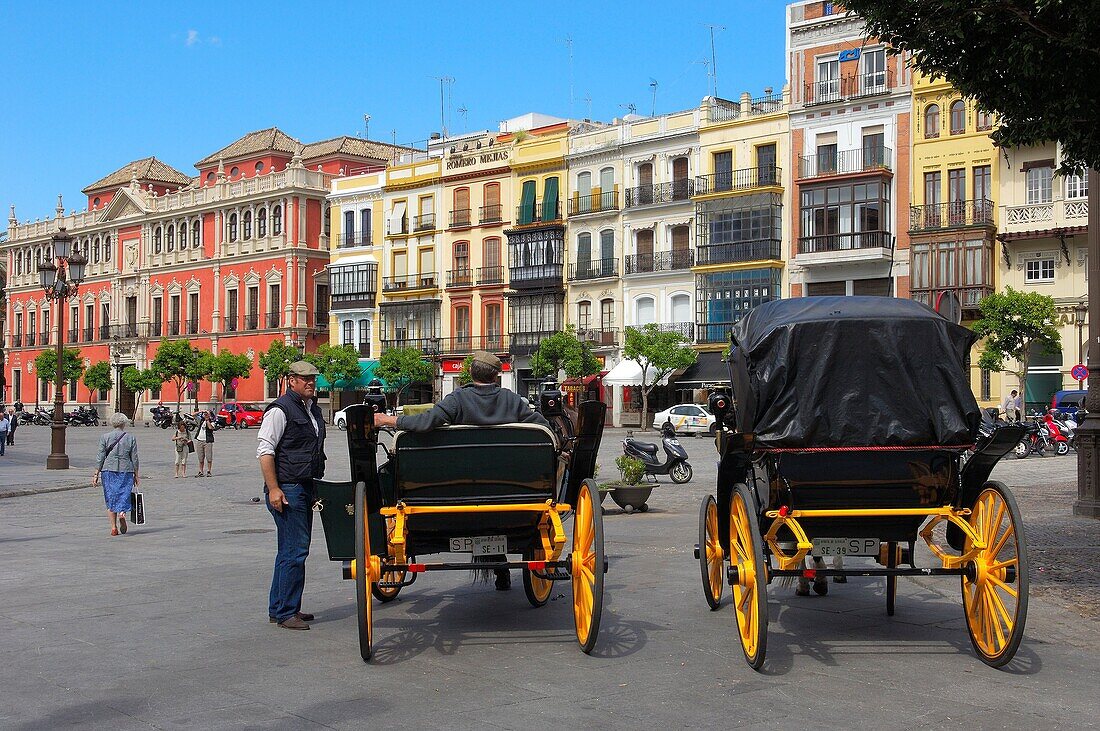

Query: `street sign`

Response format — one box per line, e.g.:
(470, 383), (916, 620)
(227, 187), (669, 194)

(1072, 364), (1089, 381)
(935, 290), (963, 325)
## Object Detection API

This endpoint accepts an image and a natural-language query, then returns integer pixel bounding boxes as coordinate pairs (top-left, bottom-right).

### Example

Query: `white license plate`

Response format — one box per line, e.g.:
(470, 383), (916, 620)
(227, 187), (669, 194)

(813, 538), (878, 557)
(449, 535), (508, 556)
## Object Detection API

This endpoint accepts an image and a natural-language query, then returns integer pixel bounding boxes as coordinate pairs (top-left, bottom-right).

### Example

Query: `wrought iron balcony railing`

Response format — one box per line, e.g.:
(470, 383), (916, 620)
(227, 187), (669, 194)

(802, 70), (894, 106)
(25, 333), (35, 346)
(509, 330), (559, 356)
(67, 328), (78, 342)
(624, 250), (694, 274)
(413, 213), (436, 231)
(224, 316), (239, 333)
(658, 322), (695, 341)
(708, 93), (784, 122)
(568, 191), (619, 216)
(909, 200), (995, 231)
(479, 204), (503, 224)
(446, 268), (475, 288)
(11, 334), (22, 347)
(797, 146), (892, 179)
(695, 166), (781, 195)
(576, 327), (619, 347)
(514, 200), (562, 226)
(380, 337), (441, 355)
(568, 258), (619, 281)
(167, 320), (181, 336)
(798, 230), (894, 254)
(440, 334), (508, 354)
(243, 314), (259, 330)
(696, 238), (782, 265)
(83, 326), (95, 342)
(911, 286), (993, 312)
(39, 331), (50, 346)
(624, 180), (694, 207)
(185, 318), (199, 335)
(450, 209), (472, 228)
(382, 273), (439, 292)
(342, 232), (371, 248)
(266, 311), (280, 329)
(477, 265), (505, 285)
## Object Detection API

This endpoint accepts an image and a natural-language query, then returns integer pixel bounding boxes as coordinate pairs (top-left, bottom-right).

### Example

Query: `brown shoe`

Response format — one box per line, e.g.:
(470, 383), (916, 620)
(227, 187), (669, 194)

(276, 616), (310, 630)
(119, 515), (127, 534)
(269, 612), (315, 623)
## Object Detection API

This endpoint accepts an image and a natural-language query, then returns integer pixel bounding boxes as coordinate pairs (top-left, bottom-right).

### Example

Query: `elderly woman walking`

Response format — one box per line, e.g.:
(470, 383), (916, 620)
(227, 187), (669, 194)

(93, 412), (141, 537)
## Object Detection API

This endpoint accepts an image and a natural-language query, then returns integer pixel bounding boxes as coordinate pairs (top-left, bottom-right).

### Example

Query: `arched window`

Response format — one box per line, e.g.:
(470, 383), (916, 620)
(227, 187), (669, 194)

(93, 240), (101, 263)
(344, 210), (355, 246)
(342, 320), (354, 346)
(453, 305), (471, 348)
(228, 213), (238, 242)
(578, 300), (592, 330)
(976, 108), (994, 131)
(153, 227), (162, 254)
(575, 171), (592, 214)
(243, 210), (252, 240)
(272, 205), (282, 235)
(258, 208), (267, 238)
(453, 241), (470, 278)
(924, 104), (941, 139)
(15, 250), (22, 276)
(576, 232), (592, 276)
(600, 297), (615, 330)
(482, 182), (500, 222)
(635, 296), (655, 326)
(599, 167), (615, 208)
(950, 100), (966, 134)
(357, 319), (370, 347)
(599, 229), (614, 262)
(191, 220), (200, 248)
(670, 293), (691, 324)
(166, 225), (175, 251)
(103, 235), (111, 261)
(179, 222), (188, 249)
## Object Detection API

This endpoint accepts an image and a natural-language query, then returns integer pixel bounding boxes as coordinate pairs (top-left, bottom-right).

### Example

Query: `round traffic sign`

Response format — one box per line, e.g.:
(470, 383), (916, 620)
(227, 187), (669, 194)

(1072, 364), (1089, 381)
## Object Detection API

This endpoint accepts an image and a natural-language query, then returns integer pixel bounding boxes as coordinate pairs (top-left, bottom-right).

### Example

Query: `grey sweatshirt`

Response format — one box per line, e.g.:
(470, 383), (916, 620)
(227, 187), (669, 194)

(395, 383), (550, 432)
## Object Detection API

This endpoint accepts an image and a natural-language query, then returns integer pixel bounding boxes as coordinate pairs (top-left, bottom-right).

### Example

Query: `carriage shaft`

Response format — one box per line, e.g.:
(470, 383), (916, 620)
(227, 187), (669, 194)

(768, 567), (965, 578)
(383, 559), (572, 573)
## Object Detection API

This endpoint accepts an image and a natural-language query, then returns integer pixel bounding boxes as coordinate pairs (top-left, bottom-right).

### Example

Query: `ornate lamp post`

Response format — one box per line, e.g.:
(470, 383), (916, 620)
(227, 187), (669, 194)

(1075, 301), (1088, 388)
(1076, 170), (1100, 517)
(37, 228), (87, 470)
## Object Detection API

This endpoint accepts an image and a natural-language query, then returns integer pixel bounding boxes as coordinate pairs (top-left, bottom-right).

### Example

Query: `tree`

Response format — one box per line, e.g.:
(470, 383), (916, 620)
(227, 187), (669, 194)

(304, 343), (362, 421)
(206, 350), (253, 404)
(530, 326), (601, 380)
(623, 324), (698, 431)
(82, 361), (113, 405)
(122, 366), (164, 406)
(375, 347), (436, 407)
(259, 340), (301, 396)
(843, 0), (1100, 172)
(150, 340), (206, 410)
(456, 355), (475, 386)
(34, 348), (84, 392)
(974, 288), (1062, 410)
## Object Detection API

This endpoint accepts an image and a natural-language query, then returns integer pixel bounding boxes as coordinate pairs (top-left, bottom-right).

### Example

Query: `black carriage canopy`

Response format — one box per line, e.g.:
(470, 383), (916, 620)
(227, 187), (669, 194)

(728, 296), (981, 448)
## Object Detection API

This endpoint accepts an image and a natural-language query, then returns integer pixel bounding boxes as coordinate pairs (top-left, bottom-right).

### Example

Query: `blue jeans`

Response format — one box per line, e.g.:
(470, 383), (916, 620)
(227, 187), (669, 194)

(266, 482), (314, 622)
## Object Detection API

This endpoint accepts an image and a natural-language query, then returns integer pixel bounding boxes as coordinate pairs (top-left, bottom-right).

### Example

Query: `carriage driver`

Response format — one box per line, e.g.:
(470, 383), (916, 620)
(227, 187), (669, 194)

(374, 350), (550, 590)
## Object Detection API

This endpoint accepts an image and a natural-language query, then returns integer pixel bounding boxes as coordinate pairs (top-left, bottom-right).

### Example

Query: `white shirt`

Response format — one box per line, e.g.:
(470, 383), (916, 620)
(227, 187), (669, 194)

(256, 398), (320, 459)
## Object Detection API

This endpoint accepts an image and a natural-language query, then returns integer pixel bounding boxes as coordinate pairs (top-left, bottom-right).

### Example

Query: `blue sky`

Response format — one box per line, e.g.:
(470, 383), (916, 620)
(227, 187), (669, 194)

(0, 1), (787, 231)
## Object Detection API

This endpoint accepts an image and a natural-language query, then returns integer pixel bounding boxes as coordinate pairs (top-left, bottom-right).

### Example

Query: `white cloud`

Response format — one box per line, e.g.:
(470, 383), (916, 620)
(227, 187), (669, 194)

(186, 30), (200, 46)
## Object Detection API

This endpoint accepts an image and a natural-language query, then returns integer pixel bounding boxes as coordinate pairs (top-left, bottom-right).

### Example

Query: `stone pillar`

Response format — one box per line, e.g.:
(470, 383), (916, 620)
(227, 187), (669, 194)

(1075, 167), (1100, 518)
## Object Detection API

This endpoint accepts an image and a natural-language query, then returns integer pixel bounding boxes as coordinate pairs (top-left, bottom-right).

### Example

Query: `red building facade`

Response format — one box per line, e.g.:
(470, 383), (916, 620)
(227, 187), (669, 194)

(3, 129), (407, 417)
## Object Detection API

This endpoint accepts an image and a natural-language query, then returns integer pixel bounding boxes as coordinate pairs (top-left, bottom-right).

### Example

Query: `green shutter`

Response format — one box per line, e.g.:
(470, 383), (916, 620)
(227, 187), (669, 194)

(542, 177), (559, 221)
(519, 180), (536, 224)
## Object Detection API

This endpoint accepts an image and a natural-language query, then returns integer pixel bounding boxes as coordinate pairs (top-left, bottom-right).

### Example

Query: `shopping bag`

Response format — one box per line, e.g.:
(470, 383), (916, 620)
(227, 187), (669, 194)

(130, 491), (146, 525)
(186, 440), (195, 454)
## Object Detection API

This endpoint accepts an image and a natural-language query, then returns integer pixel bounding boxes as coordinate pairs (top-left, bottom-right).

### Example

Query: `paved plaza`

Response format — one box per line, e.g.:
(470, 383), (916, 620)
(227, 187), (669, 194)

(1, 422), (1099, 729)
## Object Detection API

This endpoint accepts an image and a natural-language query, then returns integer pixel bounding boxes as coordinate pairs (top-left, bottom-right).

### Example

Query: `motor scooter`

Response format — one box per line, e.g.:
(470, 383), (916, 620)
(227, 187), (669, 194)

(622, 421), (693, 484)
(1043, 411), (1072, 455)
(150, 404), (175, 429)
(1014, 415), (1055, 458)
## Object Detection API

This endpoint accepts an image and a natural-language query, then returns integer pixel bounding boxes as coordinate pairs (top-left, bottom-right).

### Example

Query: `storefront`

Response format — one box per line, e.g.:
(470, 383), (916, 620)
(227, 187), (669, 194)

(439, 356), (516, 396)
(672, 352), (730, 404)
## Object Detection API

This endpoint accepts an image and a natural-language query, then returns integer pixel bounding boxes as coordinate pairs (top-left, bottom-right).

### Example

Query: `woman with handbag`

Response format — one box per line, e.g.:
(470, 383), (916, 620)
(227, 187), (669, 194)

(172, 420), (193, 478)
(93, 412), (141, 537)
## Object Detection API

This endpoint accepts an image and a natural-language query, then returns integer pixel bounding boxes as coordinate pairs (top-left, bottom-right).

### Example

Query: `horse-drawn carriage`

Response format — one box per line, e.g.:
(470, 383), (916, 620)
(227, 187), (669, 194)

(316, 393), (608, 662)
(696, 297), (1029, 669)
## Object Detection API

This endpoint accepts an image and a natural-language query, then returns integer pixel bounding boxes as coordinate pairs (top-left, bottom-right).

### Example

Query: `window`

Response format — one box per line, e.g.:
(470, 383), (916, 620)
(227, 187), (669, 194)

(228, 213), (238, 242)
(69, 379), (77, 402)
(247, 286), (259, 328)
(576, 233), (592, 272)
(862, 130), (886, 168)
(170, 295), (180, 334)
(976, 108), (993, 131)
(393, 250), (408, 277)
(517, 180), (537, 224)
(166, 225), (174, 251)
(258, 208), (267, 238)
(192, 221), (200, 248)
(188, 292), (199, 334)
(484, 302), (502, 338)
(453, 187), (471, 226)
(344, 210), (355, 246)
(924, 104), (941, 139)
(949, 100), (966, 134)
(578, 301), (592, 330)
(600, 298), (615, 330)
(358, 319), (370, 346)
(713, 151), (733, 190)
(453, 241), (469, 273)
(816, 138), (838, 174)
(226, 289), (238, 332)
(974, 165), (992, 206)
(1025, 258), (1055, 283)
(1067, 170), (1089, 199)
(1026, 166), (1053, 204)
(981, 369), (991, 401)
(419, 248), (434, 282)
(948, 168), (966, 222)
(670, 293), (691, 323)
(756, 143), (777, 185)
(483, 237), (501, 268)
(13, 370), (20, 401)
(636, 296), (655, 325)
(359, 208), (371, 244)
(599, 229), (614, 263)
(635, 230), (655, 271)
(243, 210), (252, 240)
(179, 223), (188, 250)
(272, 205), (282, 235)
(153, 228), (162, 254)
(924, 171), (942, 211)
(342, 320), (354, 345)
(695, 268), (782, 343)
(230, 166), (239, 178)
(103, 235), (111, 261)
(453, 306), (471, 346)
(816, 58), (840, 101)
(863, 48), (886, 91)
(798, 182), (890, 251)
(152, 297), (163, 334)
(268, 284), (281, 327)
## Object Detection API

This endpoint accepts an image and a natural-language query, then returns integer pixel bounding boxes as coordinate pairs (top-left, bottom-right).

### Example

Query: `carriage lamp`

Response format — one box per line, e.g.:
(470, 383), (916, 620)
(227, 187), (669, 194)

(1075, 301), (1088, 371)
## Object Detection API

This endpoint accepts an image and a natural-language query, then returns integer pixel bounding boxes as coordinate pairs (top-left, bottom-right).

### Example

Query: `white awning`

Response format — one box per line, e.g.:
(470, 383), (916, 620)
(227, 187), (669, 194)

(602, 358), (670, 387)
(387, 201), (407, 234)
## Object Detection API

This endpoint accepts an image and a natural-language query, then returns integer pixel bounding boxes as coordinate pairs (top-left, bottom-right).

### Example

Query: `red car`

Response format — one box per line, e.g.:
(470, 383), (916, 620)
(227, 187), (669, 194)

(217, 402), (265, 428)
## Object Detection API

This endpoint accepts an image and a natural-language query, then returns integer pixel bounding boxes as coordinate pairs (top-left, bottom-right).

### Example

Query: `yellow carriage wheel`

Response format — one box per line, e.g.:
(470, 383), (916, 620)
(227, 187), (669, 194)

(372, 516), (407, 603)
(698, 495), (724, 610)
(729, 483), (768, 670)
(571, 478), (605, 653)
(523, 549), (554, 608)
(353, 481), (374, 662)
(961, 481), (1029, 668)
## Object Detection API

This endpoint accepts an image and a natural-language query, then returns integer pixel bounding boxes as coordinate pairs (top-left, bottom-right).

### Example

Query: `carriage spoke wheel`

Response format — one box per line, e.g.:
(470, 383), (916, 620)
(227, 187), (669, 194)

(729, 483), (768, 670)
(523, 549), (554, 608)
(962, 481), (1029, 668)
(699, 495), (724, 610)
(353, 482), (375, 662)
(571, 479), (605, 653)
(372, 516), (407, 603)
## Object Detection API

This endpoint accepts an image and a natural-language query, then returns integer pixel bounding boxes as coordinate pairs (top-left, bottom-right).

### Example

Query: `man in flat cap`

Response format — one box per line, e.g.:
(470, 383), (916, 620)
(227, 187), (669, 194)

(374, 351), (548, 589)
(257, 360), (328, 630)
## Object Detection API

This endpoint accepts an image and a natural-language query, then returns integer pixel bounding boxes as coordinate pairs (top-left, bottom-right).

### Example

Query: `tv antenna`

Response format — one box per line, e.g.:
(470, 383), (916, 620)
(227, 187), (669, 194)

(430, 75), (454, 138)
(565, 34), (575, 114)
(583, 92), (593, 120)
(619, 103), (637, 117)
(649, 78), (658, 117)
(363, 114), (371, 139)
(693, 58), (713, 97)
(703, 24), (725, 97)
(457, 105), (468, 133)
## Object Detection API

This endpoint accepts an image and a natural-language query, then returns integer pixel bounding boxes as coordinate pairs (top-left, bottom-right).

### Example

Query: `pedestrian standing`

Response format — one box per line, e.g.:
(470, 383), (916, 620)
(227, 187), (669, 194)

(93, 412), (140, 537)
(5, 407), (16, 446)
(1001, 389), (1022, 422)
(257, 361), (327, 630)
(194, 410), (215, 477)
(0, 411), (9, 456)
(172, 421), (191, 478)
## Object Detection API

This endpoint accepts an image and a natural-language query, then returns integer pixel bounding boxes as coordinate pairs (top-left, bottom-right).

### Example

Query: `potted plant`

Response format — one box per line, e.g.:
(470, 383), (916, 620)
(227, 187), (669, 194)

(597, 455), (654, 513)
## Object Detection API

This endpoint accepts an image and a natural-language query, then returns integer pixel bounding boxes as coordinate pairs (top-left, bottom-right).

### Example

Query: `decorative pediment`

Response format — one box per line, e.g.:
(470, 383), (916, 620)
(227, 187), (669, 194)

(223, 273), (240, 288)
(244, 270), (261, 286)
(265, 267), (283, 284)
(11, 301), (23, 313)
(83, 291), (98, 305)
(98, 188), (148, 222)
(186, 277), (201, 293)
(150, 283), (164, 297)
(167, 280), (183, 295)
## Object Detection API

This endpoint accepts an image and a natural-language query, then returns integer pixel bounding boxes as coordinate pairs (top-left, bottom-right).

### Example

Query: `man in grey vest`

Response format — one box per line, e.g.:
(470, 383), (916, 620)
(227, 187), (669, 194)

(257, 360), (327, 630)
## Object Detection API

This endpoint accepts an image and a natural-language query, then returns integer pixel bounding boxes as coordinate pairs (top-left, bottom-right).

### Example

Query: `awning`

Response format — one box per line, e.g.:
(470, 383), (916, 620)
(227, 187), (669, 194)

(562, 372), (606, 387)
(603, 359), (670, 387)
(316, 359), (384, 390)
(674, 352), (730, 387)
(387, 201), (407, 234)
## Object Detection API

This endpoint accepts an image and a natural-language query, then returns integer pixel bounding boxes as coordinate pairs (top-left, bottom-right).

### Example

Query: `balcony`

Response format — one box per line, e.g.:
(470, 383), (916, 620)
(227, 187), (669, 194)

(479, 204), (503, 224)
(99, 325), (111, 340)
(11, 334), (21, 347)
(380, 337), (441, 355)
(910, 200), (995, 231)
(695, 166), (781, 196)
(185, 318), (199, 335)
(509, 264), (564, 289)
(798, 146), (892, 179)
(39, 331), (50, 346)
(83, 326), (95, 342)
(795, 231), (894, 267)
(1001, 198), (1088, 236)
(450, 209), (472, 228)
(568, 258), (619, 282)
(167, 320), (182, 336)
(382, 273), (439, 292)
(577, 327), (619, 348)
(803, 70), (894, 106)
(447, 268), (475, 288)
(708, 94), (784, 123)
(314, 310), (329, 330)
(341, 232), (371, 248)
(440, 334), (508, 355)
(106, 323), (147, 340)
(265, 311), (280, 328)
(385, 217), (408, 236)
(624, 250), (694, 275)
(568, 191), (619, 217)
(514, 200), (562, 227)
(509, 330), (559, 356)
(243, 314), (259, 331)
(67, 328), (78, 342)
(658, 321), (695, 341)
(413, 213), (436, 232)
(150, 321), (163, 337)
(477, 265), (505, 285)
(911, 286), (994, 314)
(624, 180), (694, 208)
(25, 333), (35, 346)
(696, 239), (782, 266)
(697, 322), (738, 345)
(223, 316), (239, 333)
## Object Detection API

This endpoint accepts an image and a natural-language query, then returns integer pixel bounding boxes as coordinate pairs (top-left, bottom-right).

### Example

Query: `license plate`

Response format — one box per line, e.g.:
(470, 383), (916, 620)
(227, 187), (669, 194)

(813, 538), (878, 557)
(449, 535), (508, 556)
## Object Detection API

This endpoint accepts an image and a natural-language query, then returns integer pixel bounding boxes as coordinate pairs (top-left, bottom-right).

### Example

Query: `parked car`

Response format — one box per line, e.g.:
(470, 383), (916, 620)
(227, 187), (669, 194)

(652, 403), (717, 435)
(1051, 389), (1088, 420)
(216, 402), (265, 428)
(333, 404), (401, 430)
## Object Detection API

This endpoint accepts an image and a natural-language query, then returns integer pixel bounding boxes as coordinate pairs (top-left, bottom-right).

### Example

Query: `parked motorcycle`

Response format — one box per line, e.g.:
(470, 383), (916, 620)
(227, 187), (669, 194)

(1048, 411), (1077, 452)
(67, 405), (100, 427)
(31, 406), (54, 426)
(1042, 411), (1071, 455)
(1014, 415), (1056, 458)
(150, 405), (175, 429)
(622, 421), (693, 484)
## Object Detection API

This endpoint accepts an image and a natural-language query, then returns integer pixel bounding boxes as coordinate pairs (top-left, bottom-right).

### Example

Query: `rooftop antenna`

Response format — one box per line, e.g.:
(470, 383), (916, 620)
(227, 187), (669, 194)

(649, 78), (659, 117)
(457, 105), (468, 133)
(363, 114), (371, 139)
(430, 75), (455, 138)
(693, 58), (713, 97)
(618, 103), (637, 118)
(583, 92), (593, 120)
(703, 24), (725, 97)
(565, 34), (575, 114)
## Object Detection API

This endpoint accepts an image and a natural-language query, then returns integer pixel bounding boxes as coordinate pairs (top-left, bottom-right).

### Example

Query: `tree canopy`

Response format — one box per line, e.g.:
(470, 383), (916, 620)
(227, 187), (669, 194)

(531, 326), (601, 380)
(375, 346), (436, 406)
(82, 361), (113, 404)
(151, 340), (207, 409)
(122, 366), (164, 402)
(623, 324), (698, 430)
(304, 343), (362, 419)
(844, 0), (1100, 171)
(34, 348), (84, 388)
(206, 350), (253, 400)
(259, 340), (301, 395)
(974, 287), (1062, 406)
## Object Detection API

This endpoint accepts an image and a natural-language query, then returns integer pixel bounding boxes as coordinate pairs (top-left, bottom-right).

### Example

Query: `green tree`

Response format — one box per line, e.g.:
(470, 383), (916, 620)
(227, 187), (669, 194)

(530, 326), (601, 380)
(623, 324), (698, 431)
(206, 350), (254, 403)
(304, 343), (362, 421)
(151, 340), (206, 410)
(456, 355), (475, 386)
(974, 288), (1062, 409)
(34, 348), (85, 394)
(259, 340), (301, 396)
(843, 0), (1100, 172)
(82, 361), (113, 406)
(375, 347), (436, 407)
(122, 366), (165, 407)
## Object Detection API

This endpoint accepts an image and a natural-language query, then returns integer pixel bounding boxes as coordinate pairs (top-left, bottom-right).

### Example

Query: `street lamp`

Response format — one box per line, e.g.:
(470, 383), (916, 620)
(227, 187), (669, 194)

(113, 348), (122, 415)
(1075, 301), (1088, 388)
(37, 227), (86, 470)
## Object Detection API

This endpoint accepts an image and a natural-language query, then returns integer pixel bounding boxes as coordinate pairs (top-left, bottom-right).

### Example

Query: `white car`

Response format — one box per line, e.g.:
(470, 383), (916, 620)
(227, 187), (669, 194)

(333, 405), (401, 430)
(653, 403), (717, 435)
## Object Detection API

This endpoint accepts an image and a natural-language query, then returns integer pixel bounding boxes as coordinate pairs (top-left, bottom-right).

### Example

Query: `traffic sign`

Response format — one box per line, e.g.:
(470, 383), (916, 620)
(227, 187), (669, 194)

(1072, 364), (1089, 381)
